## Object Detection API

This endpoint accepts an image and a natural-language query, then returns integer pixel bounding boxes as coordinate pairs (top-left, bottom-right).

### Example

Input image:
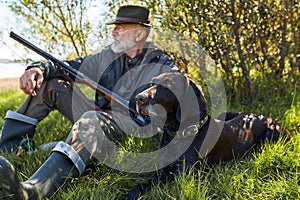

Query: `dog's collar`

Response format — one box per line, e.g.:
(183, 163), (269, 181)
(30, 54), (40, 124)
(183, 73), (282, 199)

(170, 115), (209, 138)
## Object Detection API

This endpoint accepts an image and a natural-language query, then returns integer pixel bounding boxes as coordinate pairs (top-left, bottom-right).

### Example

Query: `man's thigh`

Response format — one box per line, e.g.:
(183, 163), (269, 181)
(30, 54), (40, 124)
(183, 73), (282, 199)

(18, 78), (94, 122)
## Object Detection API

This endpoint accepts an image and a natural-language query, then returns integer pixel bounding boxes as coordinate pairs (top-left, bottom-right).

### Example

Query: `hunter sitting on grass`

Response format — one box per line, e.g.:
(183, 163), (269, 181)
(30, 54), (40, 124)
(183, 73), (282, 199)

(0, 5), (179, 199)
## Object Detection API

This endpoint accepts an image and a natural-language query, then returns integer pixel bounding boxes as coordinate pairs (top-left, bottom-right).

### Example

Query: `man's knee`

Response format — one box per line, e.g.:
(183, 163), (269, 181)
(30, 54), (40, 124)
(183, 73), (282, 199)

(66, 111), (102, 144)
(78, 111), (99, 125)
(65, 111), (105, 162)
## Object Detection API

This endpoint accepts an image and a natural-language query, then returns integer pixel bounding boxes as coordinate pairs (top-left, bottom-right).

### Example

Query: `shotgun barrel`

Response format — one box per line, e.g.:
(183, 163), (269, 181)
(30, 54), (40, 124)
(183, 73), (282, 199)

(10, 31), (146, 125)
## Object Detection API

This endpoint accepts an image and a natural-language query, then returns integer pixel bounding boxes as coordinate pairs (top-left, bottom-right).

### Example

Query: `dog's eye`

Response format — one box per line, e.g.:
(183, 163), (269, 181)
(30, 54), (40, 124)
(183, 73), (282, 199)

(165, 83), (172, 88)
(149, 82), (156, 87)
(163, 80), (173, 88)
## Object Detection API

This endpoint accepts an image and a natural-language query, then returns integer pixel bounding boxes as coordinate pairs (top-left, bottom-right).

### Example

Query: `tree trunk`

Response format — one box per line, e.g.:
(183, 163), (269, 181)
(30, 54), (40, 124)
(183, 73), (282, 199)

(231, 0), (255, 102)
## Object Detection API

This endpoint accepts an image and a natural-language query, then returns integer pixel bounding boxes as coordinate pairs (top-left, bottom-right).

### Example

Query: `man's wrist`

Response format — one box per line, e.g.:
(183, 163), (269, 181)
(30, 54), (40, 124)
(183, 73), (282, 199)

(26, 61), (45, 74)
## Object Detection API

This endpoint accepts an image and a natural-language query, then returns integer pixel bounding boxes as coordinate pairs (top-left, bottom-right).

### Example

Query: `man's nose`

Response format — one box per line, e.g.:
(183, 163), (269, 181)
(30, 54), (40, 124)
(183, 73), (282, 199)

(112, 26), (118, 37)
(112, 30), (117, 37)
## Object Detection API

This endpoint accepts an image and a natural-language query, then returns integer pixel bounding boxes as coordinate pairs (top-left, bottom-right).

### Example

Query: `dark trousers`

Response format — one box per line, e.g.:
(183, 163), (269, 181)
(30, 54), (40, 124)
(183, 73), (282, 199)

(17, 78), (154, 167)
(18, 78), (94, 123)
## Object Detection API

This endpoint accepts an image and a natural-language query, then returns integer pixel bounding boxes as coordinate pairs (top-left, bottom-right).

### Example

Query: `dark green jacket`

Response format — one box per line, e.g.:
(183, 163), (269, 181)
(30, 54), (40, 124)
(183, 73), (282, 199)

(32, 42), (178, 109)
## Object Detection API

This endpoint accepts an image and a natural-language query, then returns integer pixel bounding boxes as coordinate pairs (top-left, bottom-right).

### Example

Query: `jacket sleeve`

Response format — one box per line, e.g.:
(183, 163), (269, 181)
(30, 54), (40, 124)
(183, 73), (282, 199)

(26, 61), (64, 80)
(25, 50), (108, 81)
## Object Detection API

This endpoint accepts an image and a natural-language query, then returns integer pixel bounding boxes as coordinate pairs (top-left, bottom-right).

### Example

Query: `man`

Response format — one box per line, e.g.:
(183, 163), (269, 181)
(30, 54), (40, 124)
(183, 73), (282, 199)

(0, 5), (178, 199)
(0, 5), (177, 154)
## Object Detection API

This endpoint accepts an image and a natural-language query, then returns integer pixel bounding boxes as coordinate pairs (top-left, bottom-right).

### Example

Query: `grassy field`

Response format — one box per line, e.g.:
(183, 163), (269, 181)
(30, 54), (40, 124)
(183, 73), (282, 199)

(0, 83), (299, 199)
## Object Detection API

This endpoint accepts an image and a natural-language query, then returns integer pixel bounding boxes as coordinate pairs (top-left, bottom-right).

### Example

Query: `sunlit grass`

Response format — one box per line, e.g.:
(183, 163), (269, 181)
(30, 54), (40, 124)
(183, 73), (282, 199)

(0, 82), (299, 199)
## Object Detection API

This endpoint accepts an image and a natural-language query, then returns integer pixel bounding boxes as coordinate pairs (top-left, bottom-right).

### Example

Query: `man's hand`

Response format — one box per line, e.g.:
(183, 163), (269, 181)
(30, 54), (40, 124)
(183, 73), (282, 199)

(19, 67), (44, 96)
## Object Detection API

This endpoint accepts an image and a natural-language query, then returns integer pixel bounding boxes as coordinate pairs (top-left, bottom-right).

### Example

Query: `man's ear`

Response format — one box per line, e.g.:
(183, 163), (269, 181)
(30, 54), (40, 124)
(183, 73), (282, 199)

(135, 29), (147, 42)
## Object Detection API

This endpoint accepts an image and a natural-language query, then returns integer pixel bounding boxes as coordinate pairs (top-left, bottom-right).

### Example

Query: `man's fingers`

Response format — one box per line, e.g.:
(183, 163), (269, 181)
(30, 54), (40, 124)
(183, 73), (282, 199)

(27, 80), (37, 96)
(36, 74), (44, 89)
(19, 73), (36, 95)
(19, 76), (30, 95)
(19, 67), (43, 96)
(21, 80), (36, 95)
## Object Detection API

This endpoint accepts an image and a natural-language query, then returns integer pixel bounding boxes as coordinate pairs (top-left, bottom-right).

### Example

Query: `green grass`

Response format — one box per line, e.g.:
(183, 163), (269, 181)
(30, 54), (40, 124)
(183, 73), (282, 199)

(0, 85), (299, 200)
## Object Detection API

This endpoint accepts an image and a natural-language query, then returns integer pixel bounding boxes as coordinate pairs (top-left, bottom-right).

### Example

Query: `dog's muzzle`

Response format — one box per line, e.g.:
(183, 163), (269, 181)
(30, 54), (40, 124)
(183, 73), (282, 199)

(135, 92), (150, 116)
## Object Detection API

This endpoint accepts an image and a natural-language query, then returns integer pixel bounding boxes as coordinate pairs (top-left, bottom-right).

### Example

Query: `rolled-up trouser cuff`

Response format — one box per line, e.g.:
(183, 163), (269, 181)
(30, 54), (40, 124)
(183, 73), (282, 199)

(5, 110), (38, 125)
(52, 141), (85, 175)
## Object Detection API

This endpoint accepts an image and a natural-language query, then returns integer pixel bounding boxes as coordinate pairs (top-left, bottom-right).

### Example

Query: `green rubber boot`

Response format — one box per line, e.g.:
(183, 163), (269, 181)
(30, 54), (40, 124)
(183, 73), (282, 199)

(0, 141), (85, 199)
(0, 110), (38, 154)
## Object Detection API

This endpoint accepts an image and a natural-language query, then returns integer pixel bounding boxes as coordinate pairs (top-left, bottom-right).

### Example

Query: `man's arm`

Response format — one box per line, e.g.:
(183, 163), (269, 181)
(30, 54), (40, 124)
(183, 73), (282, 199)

(20, 60), (64, 96)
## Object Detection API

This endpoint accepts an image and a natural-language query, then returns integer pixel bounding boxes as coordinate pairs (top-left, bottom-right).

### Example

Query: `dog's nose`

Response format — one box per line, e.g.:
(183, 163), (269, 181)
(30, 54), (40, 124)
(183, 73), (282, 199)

(135, 93), (148, 105)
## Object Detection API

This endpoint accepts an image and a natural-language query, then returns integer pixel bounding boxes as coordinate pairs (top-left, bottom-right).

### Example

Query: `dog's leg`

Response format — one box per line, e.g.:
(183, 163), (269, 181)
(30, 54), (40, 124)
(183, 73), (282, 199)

(125, 168), (174, 200)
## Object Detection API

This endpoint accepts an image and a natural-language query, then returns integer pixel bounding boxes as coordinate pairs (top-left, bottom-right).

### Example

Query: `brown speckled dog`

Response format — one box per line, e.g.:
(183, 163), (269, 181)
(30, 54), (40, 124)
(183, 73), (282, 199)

(126, 72), (290, 200)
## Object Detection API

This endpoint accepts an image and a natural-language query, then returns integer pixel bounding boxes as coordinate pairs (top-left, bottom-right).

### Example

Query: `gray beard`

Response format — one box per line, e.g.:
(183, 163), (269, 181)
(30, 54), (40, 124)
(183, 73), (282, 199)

(111, 37), (136, 53)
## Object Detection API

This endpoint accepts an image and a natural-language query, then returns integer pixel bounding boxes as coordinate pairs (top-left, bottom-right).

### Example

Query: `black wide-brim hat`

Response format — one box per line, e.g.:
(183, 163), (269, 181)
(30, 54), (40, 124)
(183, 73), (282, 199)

(106, 5), (151, 27)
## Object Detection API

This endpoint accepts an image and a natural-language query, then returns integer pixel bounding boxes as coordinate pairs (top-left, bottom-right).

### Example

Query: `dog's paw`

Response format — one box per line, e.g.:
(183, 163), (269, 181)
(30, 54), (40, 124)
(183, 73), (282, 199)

(125, 185), (142, 200)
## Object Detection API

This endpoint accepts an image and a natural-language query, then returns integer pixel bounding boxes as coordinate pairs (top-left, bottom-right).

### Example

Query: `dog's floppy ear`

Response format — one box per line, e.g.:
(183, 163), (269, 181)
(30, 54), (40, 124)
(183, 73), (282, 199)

(176, 76), (207, 123)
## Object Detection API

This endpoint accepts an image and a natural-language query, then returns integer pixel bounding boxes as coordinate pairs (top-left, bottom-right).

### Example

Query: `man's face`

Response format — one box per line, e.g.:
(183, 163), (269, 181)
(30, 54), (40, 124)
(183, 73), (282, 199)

(111, 24), (144, 53)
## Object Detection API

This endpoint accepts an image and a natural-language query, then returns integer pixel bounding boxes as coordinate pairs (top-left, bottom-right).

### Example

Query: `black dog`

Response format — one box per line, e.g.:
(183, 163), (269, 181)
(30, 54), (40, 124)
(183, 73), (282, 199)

(126, 72), (290, 199)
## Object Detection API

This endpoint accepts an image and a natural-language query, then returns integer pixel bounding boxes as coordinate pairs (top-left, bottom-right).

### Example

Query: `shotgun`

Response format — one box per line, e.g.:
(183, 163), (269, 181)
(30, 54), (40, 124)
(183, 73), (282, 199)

(10, 31), (147, 125)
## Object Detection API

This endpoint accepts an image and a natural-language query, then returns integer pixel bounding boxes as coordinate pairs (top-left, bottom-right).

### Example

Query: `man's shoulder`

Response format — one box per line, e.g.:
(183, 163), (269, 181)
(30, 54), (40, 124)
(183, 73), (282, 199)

(144, 42), (173, 63)
(145, 42), (163, 54)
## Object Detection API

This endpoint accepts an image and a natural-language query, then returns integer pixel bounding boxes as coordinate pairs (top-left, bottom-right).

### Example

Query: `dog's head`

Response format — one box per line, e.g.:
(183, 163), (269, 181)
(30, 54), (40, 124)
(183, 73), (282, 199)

(265, 117), (291, 142)
(135, 72), (207, 127)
